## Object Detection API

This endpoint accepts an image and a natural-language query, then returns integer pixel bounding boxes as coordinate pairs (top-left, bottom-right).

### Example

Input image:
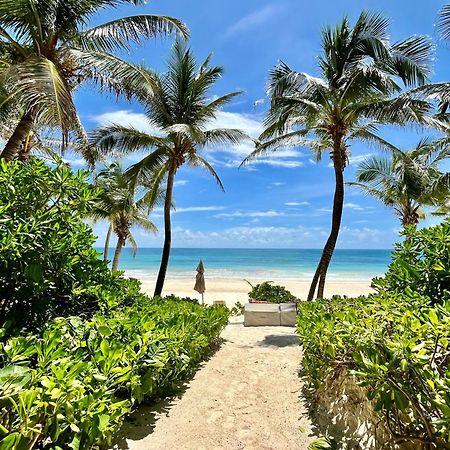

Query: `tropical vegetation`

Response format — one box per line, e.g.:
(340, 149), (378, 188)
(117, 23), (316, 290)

(3, 2), (450, 450)
(348, 139), (450, 227)
(0, 158), (110, 329)
(0, 158), (229, 449)
(247, 281), (297, 304)
(245, 11), (439, 300)
(91, 163), (159, 271)
(298, 221), (450, 448)
(0, 0), (187, 162)
(0, 295), (229, 449)
(90, 41), (249, 296)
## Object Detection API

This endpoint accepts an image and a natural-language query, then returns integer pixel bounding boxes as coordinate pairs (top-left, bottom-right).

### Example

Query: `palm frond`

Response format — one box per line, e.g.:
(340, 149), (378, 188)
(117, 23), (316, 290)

(90, 124), (166, 156)
(9, 57), (77, 137)
(438, 5), (450, 41)
(203, 128), (252, 146)
(188, 154), (224, 191)
(348, 127), (400, 153)
(125, 150), (168, 189)
(75, 15), (189, 53)
(387, 36), (433, 87)
(206, 91), (243, 110)
(70, 49), (158, 101)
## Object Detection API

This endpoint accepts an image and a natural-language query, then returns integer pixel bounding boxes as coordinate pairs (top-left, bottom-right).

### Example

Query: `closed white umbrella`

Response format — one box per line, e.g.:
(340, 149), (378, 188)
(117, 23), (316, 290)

(194, 260), (205, 304)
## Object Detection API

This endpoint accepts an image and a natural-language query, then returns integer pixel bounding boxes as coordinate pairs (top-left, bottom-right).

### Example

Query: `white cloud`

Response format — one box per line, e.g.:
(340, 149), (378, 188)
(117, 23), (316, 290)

(349, 153), (373, 165)
(92, 109), (305, 169)
(151, 224), (390, 248)
(344, 202), (365, 211)
(174, 180), (189, 187)
(215, 210), (283, 219)
(316, 207), (333, 213)
(92, 110), (159, 135)
(176, 206), (226, 213)
(272, 182), (285, 186)
(94, 220), (396, 249)
(209, 111), (262, 137)
(154, 206), (226, 214)
(247, 159), (304, 168)
(225, 4), (286, 38)
(285, 202), (310, 207)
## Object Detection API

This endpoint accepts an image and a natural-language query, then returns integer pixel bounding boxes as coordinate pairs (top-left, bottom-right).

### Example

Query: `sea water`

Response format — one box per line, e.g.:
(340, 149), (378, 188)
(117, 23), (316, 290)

(100, 248), (392, 282)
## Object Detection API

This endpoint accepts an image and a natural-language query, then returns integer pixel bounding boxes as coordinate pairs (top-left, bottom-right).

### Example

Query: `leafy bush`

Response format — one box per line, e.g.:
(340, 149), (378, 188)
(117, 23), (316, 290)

(298, 293), (450, 448)
(373, 222), (450, 304)
(231, 301), (245, 316)
(0, 158), (130, 331)
(0, 296), (230, 449)
(247, 281), (296, 303)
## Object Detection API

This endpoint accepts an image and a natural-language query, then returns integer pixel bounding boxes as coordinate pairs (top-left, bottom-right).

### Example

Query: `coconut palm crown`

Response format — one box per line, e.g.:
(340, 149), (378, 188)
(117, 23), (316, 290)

(92, 162), (158, 272)
(0, 0), (188, 162)
(243, 11), (440, 300)
(90, 41), (250, 295)
(348, 138), (450, 227)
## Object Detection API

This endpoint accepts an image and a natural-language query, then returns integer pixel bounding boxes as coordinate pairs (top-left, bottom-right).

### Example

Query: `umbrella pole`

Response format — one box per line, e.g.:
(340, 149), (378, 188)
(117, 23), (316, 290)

(202, 293), (204, 305)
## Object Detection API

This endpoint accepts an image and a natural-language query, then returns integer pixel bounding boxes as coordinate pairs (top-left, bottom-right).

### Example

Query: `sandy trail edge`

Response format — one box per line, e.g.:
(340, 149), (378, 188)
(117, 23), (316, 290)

(112, 319), (315, 450)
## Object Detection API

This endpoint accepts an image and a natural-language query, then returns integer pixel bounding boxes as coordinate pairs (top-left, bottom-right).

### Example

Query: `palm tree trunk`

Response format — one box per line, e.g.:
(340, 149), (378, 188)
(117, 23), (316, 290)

(103, 224), (112, 262)
(307, 262), (323, 301)
(154, 168), (175, 297)
(112, 236), (125, 272)
(0, 109), (36, 161)
(308, 139), (345, 300)
(18, 132), (33, 161)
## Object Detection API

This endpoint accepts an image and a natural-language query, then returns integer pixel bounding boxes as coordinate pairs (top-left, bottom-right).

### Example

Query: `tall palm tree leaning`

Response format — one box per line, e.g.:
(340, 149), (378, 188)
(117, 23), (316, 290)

(243, 11), (438, 300)
(91, 41), (250, 295)
(92, 163), (158, 272)
(348, 138), (450, 227)
(0, 0), (188, 162)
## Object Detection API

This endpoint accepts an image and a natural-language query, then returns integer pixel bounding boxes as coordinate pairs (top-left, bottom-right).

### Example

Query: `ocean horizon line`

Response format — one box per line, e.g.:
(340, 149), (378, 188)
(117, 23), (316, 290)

(97, 247), (393, 251)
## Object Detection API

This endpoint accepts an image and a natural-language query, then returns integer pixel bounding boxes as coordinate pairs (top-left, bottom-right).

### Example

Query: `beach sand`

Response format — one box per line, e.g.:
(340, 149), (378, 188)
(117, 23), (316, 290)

(112, 320), (315, 450)
(136, 275), (374, 307)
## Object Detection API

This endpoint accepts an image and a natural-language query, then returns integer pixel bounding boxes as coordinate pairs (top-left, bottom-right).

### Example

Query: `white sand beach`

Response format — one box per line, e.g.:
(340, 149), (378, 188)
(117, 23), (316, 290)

(136, 275), (374, 307)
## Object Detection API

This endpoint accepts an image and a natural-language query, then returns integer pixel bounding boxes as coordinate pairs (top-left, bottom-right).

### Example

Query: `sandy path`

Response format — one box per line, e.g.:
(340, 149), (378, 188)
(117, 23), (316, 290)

(112, 319), (314, 450)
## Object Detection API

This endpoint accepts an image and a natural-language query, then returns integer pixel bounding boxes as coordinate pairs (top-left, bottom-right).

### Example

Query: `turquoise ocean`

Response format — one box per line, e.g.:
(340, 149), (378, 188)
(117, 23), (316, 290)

(102, 248), (393, 282)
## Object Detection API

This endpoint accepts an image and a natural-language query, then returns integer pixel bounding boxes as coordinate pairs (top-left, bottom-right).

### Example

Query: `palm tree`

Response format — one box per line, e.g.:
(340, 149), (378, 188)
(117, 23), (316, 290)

(91, 41), (249, 296)
(0, 0), (188, 162)
(348, 139), (450, 227)
(92, 163), (158, 272)
(244, 11), (437, 300)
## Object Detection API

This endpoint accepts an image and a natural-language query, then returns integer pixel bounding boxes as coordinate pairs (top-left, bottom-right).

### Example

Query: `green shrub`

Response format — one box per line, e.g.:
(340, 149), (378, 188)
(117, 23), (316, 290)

(0, 296), (230, 449)
(0, 158), (131, 331)
(247, 281), (296, 303)
(373, 222), (450, 304)
(298, 293), (450, 448)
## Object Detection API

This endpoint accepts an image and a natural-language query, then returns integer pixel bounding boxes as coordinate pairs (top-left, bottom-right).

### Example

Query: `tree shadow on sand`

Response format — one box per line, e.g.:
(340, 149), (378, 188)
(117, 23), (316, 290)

(256, 333), (299, 348)
(111, 338), (225, 449)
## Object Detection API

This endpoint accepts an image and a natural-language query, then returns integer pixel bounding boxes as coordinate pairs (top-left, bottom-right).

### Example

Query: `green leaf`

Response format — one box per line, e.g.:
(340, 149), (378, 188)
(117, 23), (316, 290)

(97, 414), (110, 432)
(98, 326), (112, 337)
(70, 423), (80, 433)
(24, 263), (43, 282)
(400, 358), (408, 372)
(0, 365), (31, 394)
(0, 433), (22, 450)
(428, 309), (439, 325)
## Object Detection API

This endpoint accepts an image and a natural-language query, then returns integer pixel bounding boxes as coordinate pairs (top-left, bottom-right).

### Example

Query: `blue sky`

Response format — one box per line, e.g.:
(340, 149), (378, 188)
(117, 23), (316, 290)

(70, 0), (449, 249)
